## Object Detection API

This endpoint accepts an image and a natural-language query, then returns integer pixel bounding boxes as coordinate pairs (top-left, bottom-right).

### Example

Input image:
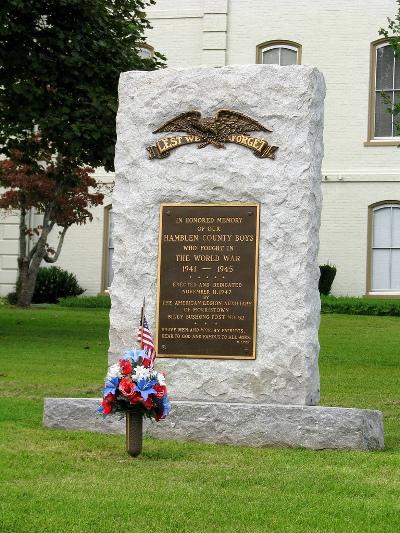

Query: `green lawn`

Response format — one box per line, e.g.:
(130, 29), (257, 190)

(0, 307), (399, 533)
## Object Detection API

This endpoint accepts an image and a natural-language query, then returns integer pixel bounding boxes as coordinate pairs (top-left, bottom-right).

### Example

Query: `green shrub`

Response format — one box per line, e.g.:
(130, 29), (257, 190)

(319, 264), (337, 295)
(6, 292), (18, 305)
(321, 295), (400, 316)
(32, 266), (84, 304)
(59, 295), (111, 308)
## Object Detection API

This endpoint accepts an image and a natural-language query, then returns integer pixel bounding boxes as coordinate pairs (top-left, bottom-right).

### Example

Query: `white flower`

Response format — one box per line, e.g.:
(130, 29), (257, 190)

(133, 365), (151, 381)
(106, 363), (121, 381)
(156, 372), (166, 386)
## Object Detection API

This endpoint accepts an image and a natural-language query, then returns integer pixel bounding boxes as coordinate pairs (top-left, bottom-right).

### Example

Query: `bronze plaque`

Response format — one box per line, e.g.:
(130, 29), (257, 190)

(147, 109), (278, 160)
(156, 203), (259, 359)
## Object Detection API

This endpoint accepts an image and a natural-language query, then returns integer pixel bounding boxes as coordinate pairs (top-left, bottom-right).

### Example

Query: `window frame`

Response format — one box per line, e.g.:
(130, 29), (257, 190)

(366, 200), (400, 297)
(366, 38), (400, 146)
(101, 204), (113, 293)
(256, 40), (302, 65)
(138, 42), (155, 59)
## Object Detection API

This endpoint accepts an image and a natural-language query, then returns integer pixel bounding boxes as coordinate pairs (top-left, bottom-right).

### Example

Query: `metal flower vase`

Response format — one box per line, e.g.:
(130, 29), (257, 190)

(126, 410), (143, 457)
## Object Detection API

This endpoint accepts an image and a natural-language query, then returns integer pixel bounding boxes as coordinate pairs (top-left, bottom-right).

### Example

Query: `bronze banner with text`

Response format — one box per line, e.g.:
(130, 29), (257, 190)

(147, 134), (278, 159)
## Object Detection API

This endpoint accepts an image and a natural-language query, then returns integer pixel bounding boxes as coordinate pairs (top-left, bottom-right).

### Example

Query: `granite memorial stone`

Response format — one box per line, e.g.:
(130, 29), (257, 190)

(43, 65), (384, 450)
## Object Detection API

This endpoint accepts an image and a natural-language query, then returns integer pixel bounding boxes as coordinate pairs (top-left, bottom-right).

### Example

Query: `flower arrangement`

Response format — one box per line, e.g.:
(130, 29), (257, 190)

(98, 348), (170, 421)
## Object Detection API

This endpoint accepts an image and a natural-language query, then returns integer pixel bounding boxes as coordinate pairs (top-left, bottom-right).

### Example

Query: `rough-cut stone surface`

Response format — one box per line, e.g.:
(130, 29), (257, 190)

(111, 65), (325, 406)
(43, 68), (386, 452)
(43, 398), (384, 451)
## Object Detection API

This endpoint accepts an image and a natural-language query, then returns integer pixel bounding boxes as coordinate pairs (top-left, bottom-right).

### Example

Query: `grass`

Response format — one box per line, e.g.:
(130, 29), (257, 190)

(59, 293), (400, 316)
(59, 294), (111, 308)
(0, 307), (399, 532)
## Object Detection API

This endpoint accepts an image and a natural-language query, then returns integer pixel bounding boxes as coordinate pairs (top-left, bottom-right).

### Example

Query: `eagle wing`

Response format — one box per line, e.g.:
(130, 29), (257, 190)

(153, 111), (203, 135)
(215, 110), (272, 137)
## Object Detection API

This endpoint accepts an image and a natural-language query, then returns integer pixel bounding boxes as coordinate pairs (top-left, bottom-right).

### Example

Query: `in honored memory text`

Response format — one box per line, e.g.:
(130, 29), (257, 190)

(156, 204), (259, 358)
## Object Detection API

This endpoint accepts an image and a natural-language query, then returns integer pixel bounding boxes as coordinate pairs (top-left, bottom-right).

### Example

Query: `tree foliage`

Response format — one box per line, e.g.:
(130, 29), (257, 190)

(0, 0), (165, 306)
(380, 2), (400, 55)
(0, 0), (164, 170)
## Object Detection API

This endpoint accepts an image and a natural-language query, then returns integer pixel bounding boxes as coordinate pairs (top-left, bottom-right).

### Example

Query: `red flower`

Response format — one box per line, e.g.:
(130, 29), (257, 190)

(142, 358), (152, 368)
(104, 393), (115, 402)
(118, 377), (135, 397)
(143, 396), (154, 410)
(153, 384), (167, 398)
(119, 359), (133, 375)
(102, 401), (113, 415)
(101, 393), (115, 415)
(128, 391), (142, 404)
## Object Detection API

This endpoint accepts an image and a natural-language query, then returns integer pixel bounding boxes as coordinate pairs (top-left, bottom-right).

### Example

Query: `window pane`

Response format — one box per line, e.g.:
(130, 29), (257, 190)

(375, 91), (393, 137)
(376, 45), (394, 90)
(280, 48), (297, 66)
(107, 248), (114, 287)
(139, 47), (153, 59)
(394, 91), (400, 135)
(395, 54), (400, 89)
(108, 209), (114, 248)
(391, 249), (400, 289)
(263, 48), (279, 65)
(373, 207), (391, 247)
(372, 249), (390, 290)
(392, 207), (400, 247)
(107, 208), (114, 287)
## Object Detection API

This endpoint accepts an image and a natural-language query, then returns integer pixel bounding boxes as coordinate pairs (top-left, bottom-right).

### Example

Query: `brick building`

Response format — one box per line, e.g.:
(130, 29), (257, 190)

(1, 0), (399, 297)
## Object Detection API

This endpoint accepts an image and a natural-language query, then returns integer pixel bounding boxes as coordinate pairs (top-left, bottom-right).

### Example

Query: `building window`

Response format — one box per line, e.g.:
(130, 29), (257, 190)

(138, 43), (154, 59)
(256, 40), (301, 66)
(369, 40), (400, 141)
(102, 205), (114, 291)
(369, 203), (400, 292)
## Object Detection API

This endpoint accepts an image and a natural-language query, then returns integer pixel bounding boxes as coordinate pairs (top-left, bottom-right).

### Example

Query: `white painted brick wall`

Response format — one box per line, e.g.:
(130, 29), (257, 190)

(1, 0), (400, 297)
(46, 190), (113, 296)
(0, 179), (112, 297)
(143, 0), (400, 297)
(319, 180), (400, 296)
(204, 0), (228, 13)
(0, 210), (19, 296)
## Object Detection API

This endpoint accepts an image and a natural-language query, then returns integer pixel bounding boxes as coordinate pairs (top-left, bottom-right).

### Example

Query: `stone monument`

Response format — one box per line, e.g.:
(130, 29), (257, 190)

(44, 65), (384, 450)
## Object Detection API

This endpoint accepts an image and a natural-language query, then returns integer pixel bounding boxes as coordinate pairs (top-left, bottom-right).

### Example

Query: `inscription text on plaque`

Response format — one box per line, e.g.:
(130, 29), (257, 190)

(156, 204), (259, 359)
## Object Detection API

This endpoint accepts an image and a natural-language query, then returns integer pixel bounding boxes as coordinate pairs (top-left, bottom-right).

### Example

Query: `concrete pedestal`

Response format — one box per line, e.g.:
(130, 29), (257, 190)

(43, 398), (384, 451)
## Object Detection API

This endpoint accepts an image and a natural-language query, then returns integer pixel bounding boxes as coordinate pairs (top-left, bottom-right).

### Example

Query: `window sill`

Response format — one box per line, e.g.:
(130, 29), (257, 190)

(364, 292), (400, 298)
(364, 139), (400, 147)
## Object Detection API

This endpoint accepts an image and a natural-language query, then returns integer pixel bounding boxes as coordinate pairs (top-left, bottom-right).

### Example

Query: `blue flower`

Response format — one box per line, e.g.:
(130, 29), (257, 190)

(134, 378), (158, 401)
(122, 349), (146, 363)
(103, 376), (119, 397)
(161, 395), (171, 417)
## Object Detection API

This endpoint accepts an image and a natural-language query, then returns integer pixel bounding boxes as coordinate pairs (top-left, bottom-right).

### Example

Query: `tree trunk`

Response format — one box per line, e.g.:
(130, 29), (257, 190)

(15, 209), (32, 308)
(16, 239), (48, 308)
(16, 258), (35, 307)
(14, 201), (70, 308)
(15, 209), (50, 308)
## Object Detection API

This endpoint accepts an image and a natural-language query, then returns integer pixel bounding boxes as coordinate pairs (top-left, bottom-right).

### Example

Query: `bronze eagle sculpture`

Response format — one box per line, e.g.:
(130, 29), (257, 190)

(153, 109), (271, 149)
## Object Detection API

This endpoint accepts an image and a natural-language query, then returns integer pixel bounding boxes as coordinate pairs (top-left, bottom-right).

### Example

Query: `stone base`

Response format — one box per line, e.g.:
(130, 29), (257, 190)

(43, 398), (384, 451)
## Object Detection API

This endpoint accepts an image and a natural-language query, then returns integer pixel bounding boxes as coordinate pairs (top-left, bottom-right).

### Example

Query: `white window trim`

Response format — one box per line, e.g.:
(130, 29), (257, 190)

(261, 44), (298, 66)
(369, 40), (400, 142)
(138, 43), (155, 59)
(369, 203), (400, 294)
(256, 40), (302, 65)
(101, 205), (114, 293)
